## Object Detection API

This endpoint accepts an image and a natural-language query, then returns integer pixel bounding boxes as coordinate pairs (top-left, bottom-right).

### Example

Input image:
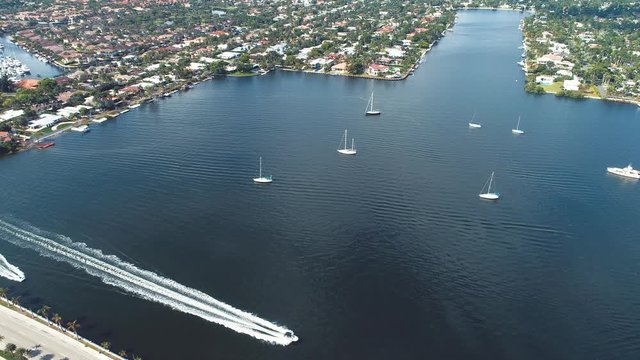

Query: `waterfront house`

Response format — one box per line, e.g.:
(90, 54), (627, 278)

(28, 114), (61, 130)
(367, 64), (390, 76)
(563, 79), (581, 92)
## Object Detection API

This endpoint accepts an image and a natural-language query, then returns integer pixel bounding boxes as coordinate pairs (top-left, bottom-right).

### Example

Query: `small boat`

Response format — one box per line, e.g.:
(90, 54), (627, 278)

(468, 112), (481, 128)
(128, 103), (141, 109)
(337, 129), (357, 155)
(607, 164), (640, 179)
(512, 116), (524, 135)
(479, 171), (500, 200)
(36, 142), (55, 149)
(92, 117), (108, 123)
(71, 125), (90, 133)
(284, 331), (298, 342)
(365, 92), (381, 116)
(253, 156), (273, 184)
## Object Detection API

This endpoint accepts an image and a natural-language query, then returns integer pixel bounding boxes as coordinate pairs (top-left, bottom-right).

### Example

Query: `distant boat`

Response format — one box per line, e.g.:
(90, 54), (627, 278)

(607, 164), (640, 179)
(71, 125), (90, 133)
(253, 156), (273, 184)
(365, 92), (381, 116)
(512, 116), (524, 134)
(337, 129), (357, 155)
(36, 142), (55, 149)
(479, 171), (500, 200)
(468, 112), (481, 128)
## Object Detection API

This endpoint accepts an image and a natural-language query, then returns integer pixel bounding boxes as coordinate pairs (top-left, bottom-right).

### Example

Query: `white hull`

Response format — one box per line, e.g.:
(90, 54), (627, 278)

(469, 123), (482, 128)
(607, 166), (640, 179)
(253, 177), (273, 183)
(512, 129), (524, 135)
(71, 125), (90, 133)
(479, 193), (500, 200)
(337, 149), (357, 155)
(365, 111), (381, 116)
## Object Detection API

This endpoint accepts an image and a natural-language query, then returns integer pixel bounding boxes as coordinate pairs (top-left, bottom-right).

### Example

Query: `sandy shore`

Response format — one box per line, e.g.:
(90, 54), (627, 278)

(0, 299), (118, 360)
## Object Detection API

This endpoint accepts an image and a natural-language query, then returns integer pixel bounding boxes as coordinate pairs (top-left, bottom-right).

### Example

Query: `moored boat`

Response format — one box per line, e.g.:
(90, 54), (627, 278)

(36, 142), (55, 149)
(607, 164), (640, 179)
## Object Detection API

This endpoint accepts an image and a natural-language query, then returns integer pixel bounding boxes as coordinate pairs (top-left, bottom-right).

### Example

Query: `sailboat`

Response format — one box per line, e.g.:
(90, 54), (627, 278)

(337, 129), (357, 155)
(468, 112), (481, 128)
(512, 116), (524, 134)
(365, 92), (381, 116)
(479, 171), (500, 200)
(253, 156), (273, 183)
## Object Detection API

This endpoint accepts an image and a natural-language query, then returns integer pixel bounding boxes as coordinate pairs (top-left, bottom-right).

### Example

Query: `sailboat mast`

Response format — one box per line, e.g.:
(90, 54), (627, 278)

(259, 156), (262, 177)
(371, 92), (375, 111)
(517, 116), (520, 130)
(344, 129), (348, 150)
(488, 172), (494, 193)
(351, 138), (354, 150)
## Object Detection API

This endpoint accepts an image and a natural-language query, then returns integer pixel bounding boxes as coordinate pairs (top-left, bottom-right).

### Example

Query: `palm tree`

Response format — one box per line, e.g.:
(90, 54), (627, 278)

(133, 356), (143, 360)
(118, 350), (128, 357)
(0, 287), (7, 299)
(100, 341), (111, 351)
(52, 313), (63, 329)
(10, 296), (20, 307)
(0, 335), (4, 342)
(15, 348), (28, 358)
(66, 320), (80, 339)
(37, 305), (51, 323)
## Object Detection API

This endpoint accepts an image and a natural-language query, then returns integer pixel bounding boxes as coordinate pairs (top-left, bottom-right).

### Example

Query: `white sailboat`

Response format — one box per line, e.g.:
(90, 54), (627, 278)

(468, 112), (481, 128)
(479, 171), (500, 200)
(253, 156), (273, 183)
(337, 129), (357, 155)
(365, 92), (381, 116)
(512, 116), (524, 134)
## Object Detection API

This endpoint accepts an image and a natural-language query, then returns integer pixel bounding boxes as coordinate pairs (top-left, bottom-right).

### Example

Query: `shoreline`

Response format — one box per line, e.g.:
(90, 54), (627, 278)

(0, 297), (124, 359)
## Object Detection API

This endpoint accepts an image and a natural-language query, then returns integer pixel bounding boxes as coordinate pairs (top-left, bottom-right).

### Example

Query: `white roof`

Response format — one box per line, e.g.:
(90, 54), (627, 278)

(0, 109), (25, 122)
(28, 114), (61, 128)
(56, 105), (92, 118)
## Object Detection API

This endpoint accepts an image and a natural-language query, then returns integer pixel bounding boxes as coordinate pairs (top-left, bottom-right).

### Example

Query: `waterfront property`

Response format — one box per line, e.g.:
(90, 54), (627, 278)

(0, 9), (640, 360)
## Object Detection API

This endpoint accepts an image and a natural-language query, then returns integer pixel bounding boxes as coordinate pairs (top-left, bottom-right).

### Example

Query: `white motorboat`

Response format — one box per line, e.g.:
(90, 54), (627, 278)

(607, 164), (640, 179)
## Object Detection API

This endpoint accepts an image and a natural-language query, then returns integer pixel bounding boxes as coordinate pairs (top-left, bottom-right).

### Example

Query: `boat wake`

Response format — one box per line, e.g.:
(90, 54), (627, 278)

(0, 218), (297, 345)
(0, 253), (25, 282)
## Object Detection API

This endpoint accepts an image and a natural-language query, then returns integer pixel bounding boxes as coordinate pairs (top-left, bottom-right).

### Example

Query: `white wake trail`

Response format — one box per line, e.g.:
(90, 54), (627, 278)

(0, 218), (298, 345)
(0, 253), (25, 282)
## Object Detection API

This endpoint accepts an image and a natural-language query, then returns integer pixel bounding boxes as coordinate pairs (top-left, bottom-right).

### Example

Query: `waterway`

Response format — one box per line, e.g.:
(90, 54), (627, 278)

(0, 36), (62, 79)
(1, 10), (640, 360)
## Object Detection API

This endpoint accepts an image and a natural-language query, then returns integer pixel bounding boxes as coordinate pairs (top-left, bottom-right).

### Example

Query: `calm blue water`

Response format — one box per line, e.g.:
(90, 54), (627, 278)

(1, 36), (62, 79)
(1, 10), (640, 360)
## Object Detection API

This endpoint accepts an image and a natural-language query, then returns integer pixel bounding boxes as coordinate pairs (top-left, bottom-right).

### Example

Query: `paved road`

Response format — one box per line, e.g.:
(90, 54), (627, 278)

(0, 304), (110, 360)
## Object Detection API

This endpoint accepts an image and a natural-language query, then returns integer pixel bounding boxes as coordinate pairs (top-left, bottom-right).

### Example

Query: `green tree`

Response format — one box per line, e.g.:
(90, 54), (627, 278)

(37, 305), (51, 323)
(0, 75), (15, 92)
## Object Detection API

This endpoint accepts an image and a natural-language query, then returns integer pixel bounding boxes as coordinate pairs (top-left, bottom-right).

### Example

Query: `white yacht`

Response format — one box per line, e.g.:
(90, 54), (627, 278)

(479, 172), (501, 200)
(468, 112), (481, 128)
(365, 92), (381, 116)
(607, 164), (640, 179)
(253, 156), (273, 183)
(71, 125), (90, 133)
(512, 116), (524, 135)
(337, 129), (357, 155)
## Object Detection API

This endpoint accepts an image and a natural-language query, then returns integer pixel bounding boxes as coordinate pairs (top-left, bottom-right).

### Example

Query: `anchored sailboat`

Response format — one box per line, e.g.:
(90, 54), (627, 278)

(479, 171), (500, 200)
(468, 112), (481, 128)
(253, 156), (273, 183)
(512, 116), (524, 135)
(337, 129), (357, 155)
(365, 92), (381, 116)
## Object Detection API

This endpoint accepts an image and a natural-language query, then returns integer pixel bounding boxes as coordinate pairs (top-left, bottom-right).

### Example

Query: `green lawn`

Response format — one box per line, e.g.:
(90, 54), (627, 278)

(540, 82), (563, 93)
(541, 82), (601, 98)
(228, 72), (259, 77)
